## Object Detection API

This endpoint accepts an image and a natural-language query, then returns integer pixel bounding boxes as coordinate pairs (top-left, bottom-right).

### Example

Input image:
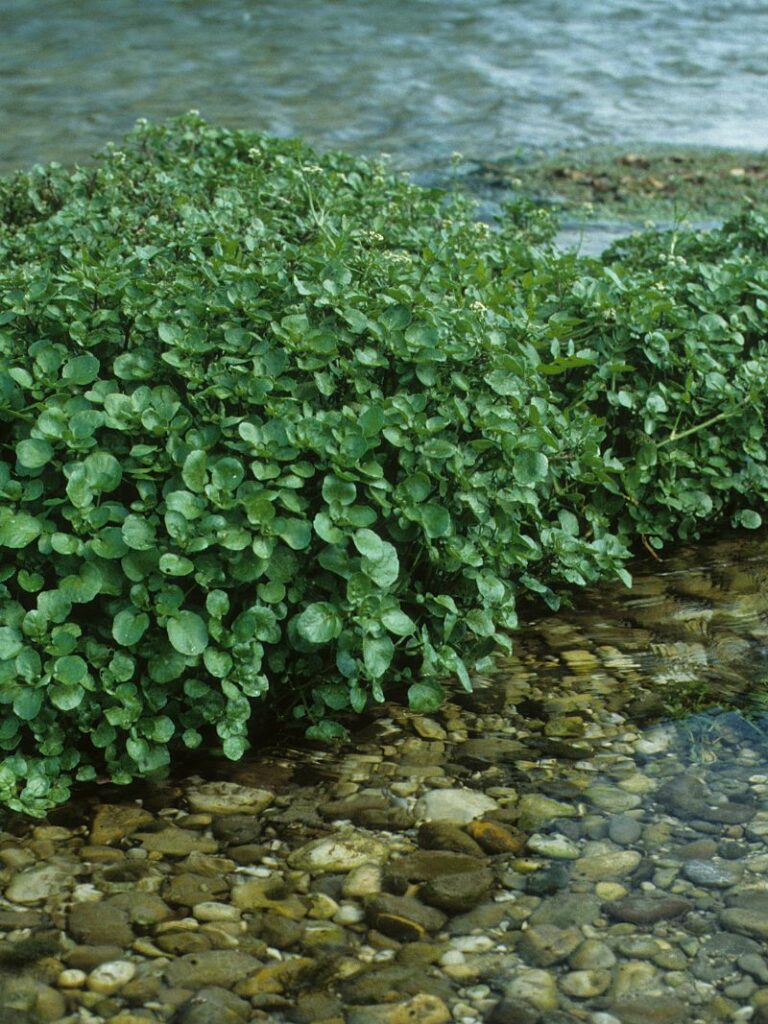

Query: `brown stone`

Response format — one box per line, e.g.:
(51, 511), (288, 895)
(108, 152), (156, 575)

(90, 804), (154, 846)
(466, 820), (527, 855)
(602, 896), (693, 925)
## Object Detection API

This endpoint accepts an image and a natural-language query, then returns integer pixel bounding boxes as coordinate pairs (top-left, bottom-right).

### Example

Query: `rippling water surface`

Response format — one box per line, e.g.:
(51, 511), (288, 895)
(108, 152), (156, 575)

(2, 0), (767, 177)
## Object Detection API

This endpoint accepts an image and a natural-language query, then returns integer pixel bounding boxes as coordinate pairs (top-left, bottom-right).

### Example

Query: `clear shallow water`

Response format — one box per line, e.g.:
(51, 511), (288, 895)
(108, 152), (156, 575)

(2, 0), (767, 178)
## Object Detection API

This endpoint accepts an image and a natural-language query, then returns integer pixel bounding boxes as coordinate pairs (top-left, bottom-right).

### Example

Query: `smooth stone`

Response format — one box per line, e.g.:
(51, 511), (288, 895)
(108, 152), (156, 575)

(346, 993), (451, 1024)
(465, 820), (527, 855)
(343, 864), (383, 898)
(657, 774), (755, 824)
(164, 951), (263, 990)
(193, 902), (241, 923)
(525, 864), (570, 896)
(560, 969), (611, 998)
(163, 872), (230, 907)
(571, 849), (641, 880)
(517, 795), (578, 831)
(612, 996), (688, 1024)
(518, 925), (582, 967)
(365, 894), (447, 941)
(135, 826), (218, 856)
(340, 965), (454, 1005)
(211, 815), (263, 846)
(529, 893), (601, 928)
(585, 785), (641, 813)
(90, 804), (154, 845)
(64, 945), (127, 971)
(612, 960), (657, 998)
(171, 986), (251, 1024)
(607, 815), (643, 846)
(231, 879), (307, 919)
(5, 866), (71, 904)
(417, 822), (485, 858)
(504, 968), (559, 1011)
(526, 833), (580, 859)
(569, 939), (616, 970)
(68, 901), (134, 947)
(485, 997), (541, 1024)
(419, 869), (493, 914)
(720, 907), (768, 940)
(681, 858), (744, 888)
(108, 891), (173, 927)
(672, 838), (718, 861)
(447, 902), (510, 935)
(414, 788), (499, 824)
(389, 850), (484, 882)
(185, 781), (274, 816)
(602, 896), (692, 925)
(86, 960), (136, 995)
(287, 833), (389, 873)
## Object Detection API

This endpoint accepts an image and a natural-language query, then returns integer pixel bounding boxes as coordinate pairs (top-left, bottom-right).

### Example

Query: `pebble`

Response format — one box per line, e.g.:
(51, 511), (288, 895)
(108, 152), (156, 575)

(86, 960), (136, 995)
(414, 788), (499, 823)
(682, 858), (744, 888)
(526, 833), (580, 859)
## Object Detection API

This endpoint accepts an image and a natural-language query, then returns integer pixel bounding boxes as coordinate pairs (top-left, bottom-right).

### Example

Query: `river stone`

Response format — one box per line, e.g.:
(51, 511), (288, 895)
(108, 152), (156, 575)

(211, 814), (263, 846)
(163, 872), (230, 907)
(288, 833), (389, 873)
(530, 893), (601, 928)
(571, 849), (641, 880)
(86, 960), (136, 995)
(185, 781), (273, 816)
(602, 895), (692, 925)
(343, 863), (383, 898)
(569, 939), (616, 970)
(525, 863), (570, 896)
(612, 996), (688, 1024)
(517, 794), (578, 830)
(231, 878), (307, 919)
(90, 804), (154, 845)
(682, 858), (744, 888)
(672, 838), (718, 860)
(607, 815), (643, 846)
(68, 901), (134, 946)
(518, 924), (582, 967)
(164, 950), (263, 989)
(341, 965), (453, 1005)
(465, 820), (527, 855)
(560, 969), (611, 998)
(5, 865), (71, 904)
(172, 986), (251, 1024)
(389, 850), (484, 882)
(347, 993), (451, 1024)
(414, 788), (499, 823)
(417, 822), (485, 857)
(657, 774), (755, 824)
(503, 968), (559, 1011)
(526, 833), (579, 859)
(585, 785), (641, 813)
(365, 894), (447, 941)
(136, 826), (218, 856)
(720, 907), (768, 940)
(485, 997), (541, 1024)
(108, 891), (173, 927)
(419, 868), (493, 914)
(64, 945), (127, 971)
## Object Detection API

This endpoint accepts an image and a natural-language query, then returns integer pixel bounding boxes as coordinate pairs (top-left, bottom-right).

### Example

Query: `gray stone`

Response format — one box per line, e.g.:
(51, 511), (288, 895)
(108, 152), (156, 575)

(164, 951), (263, 990)
(419, 868), (493, 914)
(518, 925), (582, 967)
(172, 986), (252, 1024)
(163, 872), (230, 907)
(287, 833), (389, 873)
(720, 907), (768, 940)
(681, 858), (743, 888)
(529, 893), (601, 928)
(416, 822), (485, 858)
(657, 774), (755, 824)
(340, 965), (454, 1005)
(365, 894), (446, 941)
(607, 815), (642, 846)
(5, 866), (71, 905)
(185, 781), (274, 816)
(602, 895), (692, 925)
(390, 850), (485, 882)
(486, 998), (542, 1024)
(571, 849), (641, 880)
(135, 826), (219, 856)
(517, 794), (578, 831)
(68, 901), (133, 947)
(612, 996), (688, 1024)
(414, 788), (499, 823)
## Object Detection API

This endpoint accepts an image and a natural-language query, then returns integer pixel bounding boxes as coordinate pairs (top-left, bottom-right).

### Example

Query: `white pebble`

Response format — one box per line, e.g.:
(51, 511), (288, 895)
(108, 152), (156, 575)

(57, 969), (86, 988)
(452, 935), (494, 953)
(334, 903), (365, 925)
(440, 950), (466, 966)
(591, 1014), (622, 1024)
(192, 901), (241, 922)
(87, 960), (136, 994)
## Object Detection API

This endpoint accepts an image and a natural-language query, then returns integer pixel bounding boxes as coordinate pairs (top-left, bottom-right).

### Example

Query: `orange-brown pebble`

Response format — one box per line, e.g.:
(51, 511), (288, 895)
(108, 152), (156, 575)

(466, 820), (526, 855)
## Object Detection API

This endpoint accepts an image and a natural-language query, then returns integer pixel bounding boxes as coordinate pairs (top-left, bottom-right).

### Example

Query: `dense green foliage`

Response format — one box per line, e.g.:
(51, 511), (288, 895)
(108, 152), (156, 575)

(0, 114), (766, 813)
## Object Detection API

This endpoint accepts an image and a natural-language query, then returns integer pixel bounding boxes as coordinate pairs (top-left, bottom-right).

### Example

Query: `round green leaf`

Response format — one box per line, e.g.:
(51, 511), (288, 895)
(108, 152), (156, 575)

(122, 515), (156, 550)
(112, 608), (150, 646)
(0, 512), (41, 549)
(13, 689), (43, 721)
(211, 457), (245, 491)
(182, 450), (208, 492)
(381, 607), (416, 636)
(322, 474), (357, 506)
(514, 450), (549, 485)
(62, 353), (100, 385)
(296, 603), (341, 645)
(408, 681), (445, 713)
(53, 655), (88, 685)
(16, 438), (54, 469)
(167, 611), (209, 657)
(0, 627), (23, 661)
(363, 635), (394, 679)
(159, 553), (195, 576)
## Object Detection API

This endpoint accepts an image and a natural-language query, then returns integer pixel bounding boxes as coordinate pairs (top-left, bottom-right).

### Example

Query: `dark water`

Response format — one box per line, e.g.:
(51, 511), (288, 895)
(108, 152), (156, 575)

(2, 0), (767, 178)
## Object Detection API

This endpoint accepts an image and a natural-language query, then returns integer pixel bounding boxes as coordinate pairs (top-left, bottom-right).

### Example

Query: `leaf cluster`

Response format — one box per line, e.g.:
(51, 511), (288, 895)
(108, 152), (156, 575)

(0, 115), (765, 813)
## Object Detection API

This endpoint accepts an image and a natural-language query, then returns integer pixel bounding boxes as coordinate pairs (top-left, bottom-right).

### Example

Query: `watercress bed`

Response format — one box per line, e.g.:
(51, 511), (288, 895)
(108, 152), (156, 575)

(0, 114), (765, 814)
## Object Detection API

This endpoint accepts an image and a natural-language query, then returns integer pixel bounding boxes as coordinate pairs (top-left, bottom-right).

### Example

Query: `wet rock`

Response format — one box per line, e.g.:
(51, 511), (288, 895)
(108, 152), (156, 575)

(569, 938), (616, 969)
(340, 965), (453, 1005)
(287, 991), (345, 1023)
(607, 815), (643, 846)
(612, 996), (688, 1024)
(136, 826), (218, 856)
(447, 901), (510, 934)
(518, 924), (582, 967)
(419, 868), (493, 913)
(365, 894), (447, 941)
(86, 959), (136, 995)
(517, 794), (578, 831)
(389, 850), (484, 882)
(346, 993), (451, 1024)
(720, 907), (768, 940)
(5, 865), (71, 904)
(288, 832), (389, 873)
(343, 863), (384, 897)
(414, 788), (499, 823)
(454, 738), (526, 764)
(163, 872), (230, 907)
(602, 895), (692, 924)
(185, 781), (274, 816)
(585, 785), (641, 813)
(529, 893), (601, 928)
(417, 821), (485, 857)
(64, 944), (127, 970)
(164, 950), (263, 989)
(109, 891), (173, 927)
(486, 997), (542, 1024)
(68, 900), (134, 946)
(0, 977), (67, 1024)
(210, 814), (263, 846)
(571, 849), (641, 880)
(526, 833), (579, 859)
(671, 838), (718, 860)
(171, 986), (251, 1024)
(231, 878), (307, 919)
(682, 858), (744, 888)
(657, 774), (755, 824)
(466, 820), (527, 855)
(559, 969), (611, 997)
(503, 968), (559, 1011)
(90, 804), (155, 845)
(525, 864), (570, 896)
(156, 931), (214, 955)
